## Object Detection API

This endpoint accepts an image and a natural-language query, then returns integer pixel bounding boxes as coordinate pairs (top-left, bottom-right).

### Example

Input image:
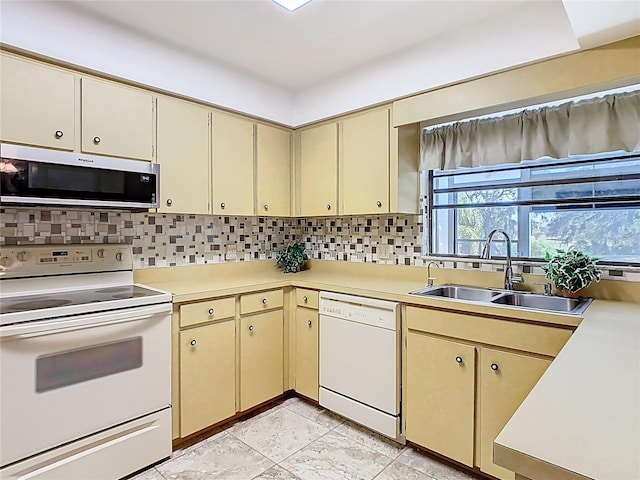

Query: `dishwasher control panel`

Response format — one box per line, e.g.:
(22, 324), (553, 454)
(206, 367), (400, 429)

(319, 292), (399, 330)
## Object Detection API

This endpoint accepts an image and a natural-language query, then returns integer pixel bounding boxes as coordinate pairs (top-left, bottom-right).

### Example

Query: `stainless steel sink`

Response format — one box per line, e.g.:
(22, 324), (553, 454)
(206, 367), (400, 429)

(490, 291), (592, 314)
(410, 285), (503, 302)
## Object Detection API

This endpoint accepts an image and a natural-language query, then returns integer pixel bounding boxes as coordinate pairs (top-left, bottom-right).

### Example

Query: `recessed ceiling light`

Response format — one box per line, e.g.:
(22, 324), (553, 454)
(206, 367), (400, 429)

(272, 0), (313, 12)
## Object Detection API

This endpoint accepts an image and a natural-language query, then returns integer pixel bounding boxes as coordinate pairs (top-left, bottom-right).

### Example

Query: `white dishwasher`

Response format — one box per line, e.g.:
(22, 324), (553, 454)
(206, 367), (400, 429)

(319, 291), (402, 442)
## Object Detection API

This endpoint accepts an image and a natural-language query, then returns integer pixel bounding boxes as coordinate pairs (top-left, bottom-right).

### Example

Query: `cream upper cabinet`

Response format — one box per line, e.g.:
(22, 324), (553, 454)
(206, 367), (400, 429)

(179, 320), (236, 438)
(212, 112), (254, 215)
(406, 332), (476, 467)
(156, 96), (210, 214)
(256, 123), (291, 217)
(81, 77), (154, 161)
(0, 54), (75, 150)
(340, 108), (390, 215)
(479, 348), (551, 480)
(298, 122), (338, 216)
(294, 306), (319, 401)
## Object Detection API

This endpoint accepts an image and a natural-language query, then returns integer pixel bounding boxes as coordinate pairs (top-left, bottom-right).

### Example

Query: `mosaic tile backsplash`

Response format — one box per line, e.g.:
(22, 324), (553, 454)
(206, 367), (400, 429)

(0, 207), (637, 281)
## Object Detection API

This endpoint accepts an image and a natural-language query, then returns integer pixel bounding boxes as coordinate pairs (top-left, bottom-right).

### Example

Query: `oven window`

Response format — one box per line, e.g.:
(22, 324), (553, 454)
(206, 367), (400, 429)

(35, 337), (142, 393)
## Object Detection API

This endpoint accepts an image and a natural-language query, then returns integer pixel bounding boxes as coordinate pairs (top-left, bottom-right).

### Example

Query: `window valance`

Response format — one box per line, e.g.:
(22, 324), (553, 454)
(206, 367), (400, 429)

(420, 90), (640, 171)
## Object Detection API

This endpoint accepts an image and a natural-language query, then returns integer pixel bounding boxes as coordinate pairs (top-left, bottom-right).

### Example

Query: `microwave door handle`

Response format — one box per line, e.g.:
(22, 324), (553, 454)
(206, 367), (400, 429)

(0, 303), (170, 339)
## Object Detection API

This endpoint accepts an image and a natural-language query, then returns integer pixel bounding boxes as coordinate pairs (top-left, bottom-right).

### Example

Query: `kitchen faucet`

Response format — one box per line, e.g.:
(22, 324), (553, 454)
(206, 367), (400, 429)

(481, 229), (523, 290)
(427, 261), (440, 287)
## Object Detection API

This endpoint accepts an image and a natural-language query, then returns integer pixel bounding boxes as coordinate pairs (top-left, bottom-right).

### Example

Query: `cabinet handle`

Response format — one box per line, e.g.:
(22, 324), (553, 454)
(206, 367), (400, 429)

(208, 308), (214, 315)
(166, 199), (173, 206)
(491, 363), (499, 371)
(190, 339), (197, 346)
(248, 325), (254, 331)
(326, 204), (331, 210)
(93, 136), (101, 144)
(55, 130), (64, 138)
(376, 201), (382, 208)
(303, 296), (308, 303)
(263, 204), (268, 211)
(307, 320), (312, 326)
(455, 356), (463, 364)
(262, 298), (267, 305)
(220, 202), (225, 209)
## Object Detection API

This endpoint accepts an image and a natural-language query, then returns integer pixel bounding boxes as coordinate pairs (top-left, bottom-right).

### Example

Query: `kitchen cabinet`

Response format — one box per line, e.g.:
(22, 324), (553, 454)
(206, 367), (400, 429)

(0, 54), (76, 151)
(179, 319), (236, 437)
(297, 122), (338, 216)
(406, 333), (475, 466)
(405, 306), (571, 479)
(81, 77), (154, 161)
(240, 309), (284, 411)
(212, 111), (254, 215)
(256, 123), (291, 217)
(293, 288), (319, 401)
(156, 96), (210, 214)
(340, 108), (389, 215)
(479, 348), (550, 480)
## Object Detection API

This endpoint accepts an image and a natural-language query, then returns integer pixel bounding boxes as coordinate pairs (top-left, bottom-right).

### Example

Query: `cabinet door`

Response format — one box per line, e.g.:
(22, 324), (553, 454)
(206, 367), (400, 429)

(0, 55), (75, 150)
(212, 112), (254, 215)
(298, 123), (338, 216)
(240, 310), (284, 411)
(81, 77), (153, 161)
(295, 307), (319, 401)
(256, 124), (291, 217)
(406, 332), (476, 467)
(341, 108), (389, 215)
(156, 97), (210, 214)
(180, 320), (236, 437)
(479, 348), (551, 480)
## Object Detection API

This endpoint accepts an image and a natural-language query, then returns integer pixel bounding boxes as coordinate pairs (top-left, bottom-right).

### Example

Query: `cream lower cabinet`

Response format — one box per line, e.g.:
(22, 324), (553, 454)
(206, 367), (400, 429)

(179, 319), (236, 437)
(294, 307), (319, 401)
(0, 54), (76, 151)
(405, 306), (571, 479)
(406, 333), (476, 467)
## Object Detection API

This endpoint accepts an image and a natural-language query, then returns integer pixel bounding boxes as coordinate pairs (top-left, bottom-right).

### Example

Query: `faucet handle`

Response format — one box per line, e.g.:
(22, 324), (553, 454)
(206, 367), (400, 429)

(511, 273), (524, 284)
(532, 282), (552, 296)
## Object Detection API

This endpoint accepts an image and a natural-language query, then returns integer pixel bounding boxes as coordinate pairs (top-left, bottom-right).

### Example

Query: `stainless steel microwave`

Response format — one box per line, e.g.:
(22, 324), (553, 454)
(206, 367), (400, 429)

(0, 144), (159, 209)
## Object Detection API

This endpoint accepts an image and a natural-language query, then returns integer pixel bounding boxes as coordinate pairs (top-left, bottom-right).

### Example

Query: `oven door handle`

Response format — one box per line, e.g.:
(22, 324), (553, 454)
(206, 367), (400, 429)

(0, 303), (171, 338)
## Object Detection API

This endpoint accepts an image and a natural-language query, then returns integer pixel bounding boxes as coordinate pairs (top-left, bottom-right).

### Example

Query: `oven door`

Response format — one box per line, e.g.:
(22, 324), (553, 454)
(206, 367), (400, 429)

(0, 303), (171, 467)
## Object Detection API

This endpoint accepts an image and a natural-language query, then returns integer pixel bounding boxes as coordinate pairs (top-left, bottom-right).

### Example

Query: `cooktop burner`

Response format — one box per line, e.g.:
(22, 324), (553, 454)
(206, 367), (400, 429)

(5, 299), (73, 312)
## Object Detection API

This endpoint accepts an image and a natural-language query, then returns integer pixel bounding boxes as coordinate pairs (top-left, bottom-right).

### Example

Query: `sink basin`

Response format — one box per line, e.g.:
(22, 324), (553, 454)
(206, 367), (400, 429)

(411, 285), (503, 302)
(491, 292), (592, 314)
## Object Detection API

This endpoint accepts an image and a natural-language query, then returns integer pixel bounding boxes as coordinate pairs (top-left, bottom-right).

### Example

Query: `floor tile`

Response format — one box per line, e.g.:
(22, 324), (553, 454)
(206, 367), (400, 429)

(280, 431), (393, 480)
(230, 407), (329, 462)
(333, 420), (406, 458)
(373, 461), (435, 480)
(283, 397), (345, 429)
(396, 448), (481, 480)
(252, 465), (302, 479)
(157, 433), (274, 480)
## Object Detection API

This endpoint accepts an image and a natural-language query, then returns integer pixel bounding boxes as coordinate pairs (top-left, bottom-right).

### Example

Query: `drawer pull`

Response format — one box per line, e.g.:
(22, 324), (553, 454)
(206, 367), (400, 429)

(303, 296), (308, 303)
(491, 363), (499, 371)
(208, 308), (214, 315)
(93, 136), (101, 144)
(190, 339), (197, 346)
(248, 325), (254, 332)
(455, 356), (463, 364)
(55, 130), (64, 138)
(307, 320), (312, 327)
(262, 298), (267, 305)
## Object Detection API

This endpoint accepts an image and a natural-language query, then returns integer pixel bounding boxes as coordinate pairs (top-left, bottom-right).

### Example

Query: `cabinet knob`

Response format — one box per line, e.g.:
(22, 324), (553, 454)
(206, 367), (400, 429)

(190, 339), (197, 346)
(263, 204), (268, 211)
(262, 298), (267, 305)
(303, 296), (308, 303)
(248, 325), (254, 331)
(93, 136), (101, 144)
(208, 308), (214, 315)
(376, 201), (382, 208)
(307, 320), (312, 327)
(455, 356), (463, 364)
(166, 199), (173, 206)
(491, 363), (499, 371)
(55, 130), (64, 138)
(326, 204), (331, 210)
(220, 202), (225, 209)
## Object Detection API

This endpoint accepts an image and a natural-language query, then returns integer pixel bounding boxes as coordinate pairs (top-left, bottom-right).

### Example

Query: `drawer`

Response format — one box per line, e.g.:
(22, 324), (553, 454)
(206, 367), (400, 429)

(180, 297), (235, 328)
(296, 288), (318, 309)
(406, 306), (572, 357)
(240, 289), (284, 315)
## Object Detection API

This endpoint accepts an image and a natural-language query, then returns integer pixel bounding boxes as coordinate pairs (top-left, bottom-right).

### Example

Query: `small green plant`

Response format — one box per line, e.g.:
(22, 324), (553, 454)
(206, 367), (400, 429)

(275, 241), (308, 273)
(541, 249), (602, 294)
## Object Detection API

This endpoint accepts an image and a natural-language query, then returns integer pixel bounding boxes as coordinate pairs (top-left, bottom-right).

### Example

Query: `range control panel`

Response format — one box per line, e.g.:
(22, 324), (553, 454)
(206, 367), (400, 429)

(0, 245), (133, 278)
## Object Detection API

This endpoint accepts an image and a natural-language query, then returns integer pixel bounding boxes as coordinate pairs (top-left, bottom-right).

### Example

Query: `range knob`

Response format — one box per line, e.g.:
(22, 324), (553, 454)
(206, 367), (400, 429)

(115, 252), (124, 262)
(0, 256), (12, 268)
(97, 249), (106, 258)
(16, 251), (28, 262)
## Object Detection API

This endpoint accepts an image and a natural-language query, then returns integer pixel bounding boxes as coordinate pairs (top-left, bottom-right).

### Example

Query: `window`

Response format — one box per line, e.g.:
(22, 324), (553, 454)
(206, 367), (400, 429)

(425, 152), (640, 265)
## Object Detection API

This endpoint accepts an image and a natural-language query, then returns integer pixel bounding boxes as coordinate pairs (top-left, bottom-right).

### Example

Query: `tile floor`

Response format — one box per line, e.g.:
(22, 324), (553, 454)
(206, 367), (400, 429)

(131, 397), (483, 480)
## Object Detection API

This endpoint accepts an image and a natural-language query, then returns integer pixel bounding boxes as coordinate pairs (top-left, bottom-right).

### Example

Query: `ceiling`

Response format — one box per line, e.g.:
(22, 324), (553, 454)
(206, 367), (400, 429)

(62, 0), (558, 91)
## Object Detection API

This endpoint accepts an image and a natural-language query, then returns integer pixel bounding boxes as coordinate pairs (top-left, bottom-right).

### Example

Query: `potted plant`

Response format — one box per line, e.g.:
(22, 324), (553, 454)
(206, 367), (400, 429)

(275, 241), (308, 273)
(541, 249), (602, 297)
